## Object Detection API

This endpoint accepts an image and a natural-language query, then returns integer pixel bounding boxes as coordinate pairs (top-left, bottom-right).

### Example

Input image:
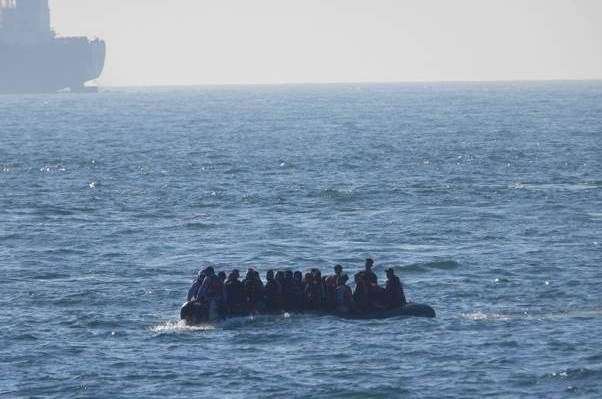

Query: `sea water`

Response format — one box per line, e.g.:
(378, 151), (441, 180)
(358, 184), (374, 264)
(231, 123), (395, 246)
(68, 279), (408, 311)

(1, 82), (601, 398)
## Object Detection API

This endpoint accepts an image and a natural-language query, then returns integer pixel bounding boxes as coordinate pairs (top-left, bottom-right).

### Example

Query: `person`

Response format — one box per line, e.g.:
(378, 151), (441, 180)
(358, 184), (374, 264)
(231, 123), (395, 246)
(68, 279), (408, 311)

(324, 265), (344, 310)
(281, 270), (295, 312)
(243, 268), (263, 313)
(187, 268), (207, 301)
(196, 266), (223, 320)
(335, 274), (353, 313)
(305, 269), (325, 310)
(224, 269), (246, 316)
(291, 271), (305, 311)
(384, 268), (407, 309)
(363, 258), (378, 285)
(264, 270), (281, 312)
(352, 271), (370, 312)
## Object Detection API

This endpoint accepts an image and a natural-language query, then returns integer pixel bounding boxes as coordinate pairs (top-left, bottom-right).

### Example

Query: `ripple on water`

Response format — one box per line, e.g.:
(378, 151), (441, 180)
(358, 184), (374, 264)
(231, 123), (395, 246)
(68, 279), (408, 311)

(394, 259), (462, 274)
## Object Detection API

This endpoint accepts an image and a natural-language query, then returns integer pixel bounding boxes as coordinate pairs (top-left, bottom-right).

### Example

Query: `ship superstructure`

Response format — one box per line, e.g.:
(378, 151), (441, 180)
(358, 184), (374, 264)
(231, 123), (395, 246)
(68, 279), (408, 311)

(0, 0), (105, 93)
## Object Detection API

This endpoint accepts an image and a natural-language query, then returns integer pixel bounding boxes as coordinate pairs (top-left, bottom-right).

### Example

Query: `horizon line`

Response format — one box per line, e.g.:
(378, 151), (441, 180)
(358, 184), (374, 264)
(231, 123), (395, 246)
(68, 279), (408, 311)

(96, 77), (602, 89)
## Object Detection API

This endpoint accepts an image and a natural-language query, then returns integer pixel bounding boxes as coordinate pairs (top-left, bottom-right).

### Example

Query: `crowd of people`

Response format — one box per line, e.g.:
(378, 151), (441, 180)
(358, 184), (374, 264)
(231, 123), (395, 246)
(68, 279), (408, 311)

(186, 258), (407, 319)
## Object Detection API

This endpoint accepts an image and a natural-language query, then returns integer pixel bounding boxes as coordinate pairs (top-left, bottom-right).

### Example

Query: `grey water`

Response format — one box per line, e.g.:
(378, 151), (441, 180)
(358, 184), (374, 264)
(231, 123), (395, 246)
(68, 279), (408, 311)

(1, 81), (601, 398)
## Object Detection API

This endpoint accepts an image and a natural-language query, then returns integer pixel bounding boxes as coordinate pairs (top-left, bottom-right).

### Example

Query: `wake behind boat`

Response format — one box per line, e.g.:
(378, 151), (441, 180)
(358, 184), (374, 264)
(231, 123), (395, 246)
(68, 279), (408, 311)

(180, 258), (436, 325)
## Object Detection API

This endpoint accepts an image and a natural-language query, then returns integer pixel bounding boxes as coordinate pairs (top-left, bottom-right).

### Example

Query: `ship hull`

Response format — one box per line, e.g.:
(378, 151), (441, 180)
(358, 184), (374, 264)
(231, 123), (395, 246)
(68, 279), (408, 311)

(0, 37), (105, 94)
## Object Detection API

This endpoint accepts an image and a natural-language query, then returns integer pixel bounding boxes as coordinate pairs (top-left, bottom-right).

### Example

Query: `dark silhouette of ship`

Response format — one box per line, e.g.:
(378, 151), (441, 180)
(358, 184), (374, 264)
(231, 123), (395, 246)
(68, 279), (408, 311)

(0, 0), (105, 94)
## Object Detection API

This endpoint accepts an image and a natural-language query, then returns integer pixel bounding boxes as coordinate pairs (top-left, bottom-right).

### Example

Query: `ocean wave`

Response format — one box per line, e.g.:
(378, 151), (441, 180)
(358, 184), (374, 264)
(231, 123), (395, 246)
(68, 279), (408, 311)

(542, 367), (602, 382)
(509, 182), (600, 192)
(462, 311), (512, 321)
(589, 212), (602, 221)
(315, 187), (357, 202)
(462, 308), (602, 322)
(149, 320), (216, 334)
(395, 259), (461, 273)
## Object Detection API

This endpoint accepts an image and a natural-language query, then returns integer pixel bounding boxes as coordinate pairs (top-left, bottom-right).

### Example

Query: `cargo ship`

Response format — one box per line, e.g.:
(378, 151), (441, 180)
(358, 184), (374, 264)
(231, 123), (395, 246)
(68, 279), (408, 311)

(0, 0), (105, 94)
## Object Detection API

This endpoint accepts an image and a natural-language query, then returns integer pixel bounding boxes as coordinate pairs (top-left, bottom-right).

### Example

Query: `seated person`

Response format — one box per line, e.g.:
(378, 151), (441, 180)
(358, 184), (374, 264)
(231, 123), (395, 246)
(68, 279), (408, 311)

(197, 266), (223, 320)
(291, 271), (305, 311)
(324, 265), (343, 310)
(243, 268), (263, 313)
(335, 274), (353, 313)
(187, 268), (207, 301)
(264, 270), (281, 312)
(305, 270), (325, 310)
(363, 258), (378, 285)
(281, 270), (296, 312)
(384, 268), (407, 309)
(352, 272), (370, 312)
(224, 269), (246, 316)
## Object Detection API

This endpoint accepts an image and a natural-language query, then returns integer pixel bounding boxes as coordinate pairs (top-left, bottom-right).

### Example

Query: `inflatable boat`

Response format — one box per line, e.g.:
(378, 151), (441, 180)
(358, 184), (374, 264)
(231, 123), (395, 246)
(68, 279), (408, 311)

(180, 300), (435, 325)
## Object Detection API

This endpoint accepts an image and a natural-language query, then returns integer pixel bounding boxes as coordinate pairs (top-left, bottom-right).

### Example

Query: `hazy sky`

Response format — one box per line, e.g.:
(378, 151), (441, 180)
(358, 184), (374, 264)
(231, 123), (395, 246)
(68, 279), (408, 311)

(51, 0), (602, 86)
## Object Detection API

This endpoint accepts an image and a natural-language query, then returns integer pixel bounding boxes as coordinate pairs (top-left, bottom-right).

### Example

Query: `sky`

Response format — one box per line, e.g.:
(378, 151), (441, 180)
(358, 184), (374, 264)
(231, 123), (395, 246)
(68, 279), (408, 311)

(50, 0), (602, 86)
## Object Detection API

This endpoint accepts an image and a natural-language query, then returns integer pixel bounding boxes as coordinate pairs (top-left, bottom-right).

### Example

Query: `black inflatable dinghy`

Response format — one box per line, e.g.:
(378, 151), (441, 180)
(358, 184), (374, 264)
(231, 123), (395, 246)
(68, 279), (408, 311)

(180, 300), (435, 325)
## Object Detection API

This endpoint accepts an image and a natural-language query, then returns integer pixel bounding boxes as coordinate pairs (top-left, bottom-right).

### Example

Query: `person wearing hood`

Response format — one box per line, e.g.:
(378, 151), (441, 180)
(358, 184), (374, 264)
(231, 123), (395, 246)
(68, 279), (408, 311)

(224, 269), (246, 316)
(264, 269), (282, 312)
(384, 268), (407, 309)
(243, 268), (263, 313)
(197, 266), (223, 320)
(335, 274), (353, 313)
(325, 264), (344, 310)
(187, 267), (207, 302)
(281, 270), (296, 312)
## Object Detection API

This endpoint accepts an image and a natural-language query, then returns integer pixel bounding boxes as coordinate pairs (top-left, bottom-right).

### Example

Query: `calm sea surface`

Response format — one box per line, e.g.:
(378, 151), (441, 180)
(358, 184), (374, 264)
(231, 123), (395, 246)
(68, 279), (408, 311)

(1, 82), (601, 398)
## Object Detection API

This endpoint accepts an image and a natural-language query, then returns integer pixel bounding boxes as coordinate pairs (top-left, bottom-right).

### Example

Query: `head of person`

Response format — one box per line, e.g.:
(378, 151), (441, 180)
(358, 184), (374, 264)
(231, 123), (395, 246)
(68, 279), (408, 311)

(334, 264), (343, 275)
(266, 269), (274, 281)
(355, 271), (365, 284)
(218, 271), (226, 282)
(312, 269), (322, 279)
(195, 268), (206, 282)
(275, 271), (284, 282)
(304, 272), (312, 283)
(386, 268), (395, 279)
(245, 268), (254, 280)
(205, 266), (215, 276)
(229, 269), (240, 280)
(293, 271), (302, 281)
(285, 270), (293, 280)
(365, 258), (374, 271)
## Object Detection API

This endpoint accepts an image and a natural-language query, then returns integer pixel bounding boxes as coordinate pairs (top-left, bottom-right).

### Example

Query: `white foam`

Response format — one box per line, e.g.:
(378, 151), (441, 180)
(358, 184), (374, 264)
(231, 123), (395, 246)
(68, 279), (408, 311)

(462, 311), (511, 321)
(150, 320), (216, 334)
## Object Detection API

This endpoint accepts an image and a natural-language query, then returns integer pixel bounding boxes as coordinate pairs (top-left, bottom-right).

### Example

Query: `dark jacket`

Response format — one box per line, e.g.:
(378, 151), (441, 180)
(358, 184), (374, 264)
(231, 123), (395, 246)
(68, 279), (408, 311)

(264, 279), (281, 311)
(224, 278), (245, 314)
(385, 276), (406, 308)
(243, 277), (264, 307)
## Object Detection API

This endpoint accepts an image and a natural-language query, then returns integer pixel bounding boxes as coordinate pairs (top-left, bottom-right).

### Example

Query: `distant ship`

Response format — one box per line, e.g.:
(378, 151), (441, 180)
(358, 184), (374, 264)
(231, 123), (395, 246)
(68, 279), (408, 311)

(0, 0), (105, 94)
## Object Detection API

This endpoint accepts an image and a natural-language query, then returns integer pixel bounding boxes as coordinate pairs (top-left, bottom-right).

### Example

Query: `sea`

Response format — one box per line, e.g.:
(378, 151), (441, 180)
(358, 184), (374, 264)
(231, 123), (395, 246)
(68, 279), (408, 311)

(1, 81), (601, 398)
